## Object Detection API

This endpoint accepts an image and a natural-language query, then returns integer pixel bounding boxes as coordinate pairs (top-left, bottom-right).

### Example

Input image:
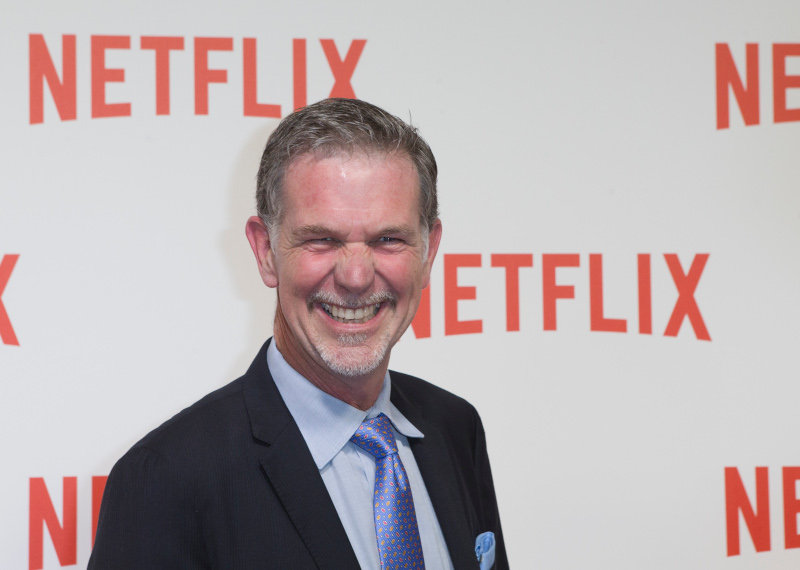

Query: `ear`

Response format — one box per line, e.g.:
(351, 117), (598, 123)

(420, 219), (442, 290)
(245, 216), (279, 288)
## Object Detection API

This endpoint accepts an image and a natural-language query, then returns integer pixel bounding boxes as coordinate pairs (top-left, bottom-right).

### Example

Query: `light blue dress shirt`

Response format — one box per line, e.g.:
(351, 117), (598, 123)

(267, 342), (454, 570)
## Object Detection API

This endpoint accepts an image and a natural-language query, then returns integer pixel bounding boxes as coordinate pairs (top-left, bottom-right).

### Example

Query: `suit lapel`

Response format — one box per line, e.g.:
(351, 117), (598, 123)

(242, 340), (360, 569)
(391, 377), (479, 569)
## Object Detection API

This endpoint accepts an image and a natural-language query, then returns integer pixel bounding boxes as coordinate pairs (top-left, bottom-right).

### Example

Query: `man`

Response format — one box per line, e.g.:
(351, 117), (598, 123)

(90, 98), (506, 569)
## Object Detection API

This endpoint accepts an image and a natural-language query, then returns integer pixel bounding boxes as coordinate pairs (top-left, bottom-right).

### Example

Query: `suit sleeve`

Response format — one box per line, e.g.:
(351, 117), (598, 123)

(88, 446), (209, 569)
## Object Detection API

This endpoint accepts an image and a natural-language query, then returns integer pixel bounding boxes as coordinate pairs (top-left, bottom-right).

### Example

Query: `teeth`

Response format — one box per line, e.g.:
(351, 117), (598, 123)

(321, 303), (381, 324)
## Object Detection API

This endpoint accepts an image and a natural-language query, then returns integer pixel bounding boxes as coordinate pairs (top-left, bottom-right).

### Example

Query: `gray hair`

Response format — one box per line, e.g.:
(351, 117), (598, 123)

(256, 98), (438, 236)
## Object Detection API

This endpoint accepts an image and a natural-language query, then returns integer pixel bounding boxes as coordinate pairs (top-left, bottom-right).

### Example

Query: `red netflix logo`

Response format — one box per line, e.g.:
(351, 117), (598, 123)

(716, 42), (800, 129)
(725, 466), (800, 556)
(29, 34), (366, 123)
(0, 254), (20, 346)
(28, 476), (107, 570)
(411, 253), (711, 341)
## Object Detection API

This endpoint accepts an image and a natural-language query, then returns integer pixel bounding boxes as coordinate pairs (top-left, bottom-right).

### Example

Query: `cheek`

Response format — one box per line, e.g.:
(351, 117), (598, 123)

(279, 256), (333, 294)
(378, 259), (424, 297)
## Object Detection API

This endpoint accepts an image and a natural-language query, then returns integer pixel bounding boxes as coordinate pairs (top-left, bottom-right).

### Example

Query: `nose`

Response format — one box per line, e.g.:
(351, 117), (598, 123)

(334, 244), (375, 295)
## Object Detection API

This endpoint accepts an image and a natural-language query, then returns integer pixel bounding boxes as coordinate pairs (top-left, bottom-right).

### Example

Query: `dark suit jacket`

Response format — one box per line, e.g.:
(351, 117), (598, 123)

(89, 339), (507, 569)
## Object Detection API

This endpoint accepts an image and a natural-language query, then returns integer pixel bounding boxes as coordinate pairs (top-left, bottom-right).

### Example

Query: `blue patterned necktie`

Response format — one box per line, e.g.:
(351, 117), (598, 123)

(350, 413), (425, 570)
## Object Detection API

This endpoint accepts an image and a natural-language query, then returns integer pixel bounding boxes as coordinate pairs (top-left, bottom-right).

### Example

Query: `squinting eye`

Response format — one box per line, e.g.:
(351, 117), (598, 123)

(378, 237), (401, 243)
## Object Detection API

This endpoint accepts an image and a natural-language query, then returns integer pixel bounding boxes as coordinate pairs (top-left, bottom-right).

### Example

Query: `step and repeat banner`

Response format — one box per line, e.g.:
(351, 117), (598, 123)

(2, 0), (799, 568)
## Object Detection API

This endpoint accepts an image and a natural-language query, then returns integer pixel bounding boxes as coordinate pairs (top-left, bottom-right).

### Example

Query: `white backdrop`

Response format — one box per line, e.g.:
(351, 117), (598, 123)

(2, 0), (799, 568)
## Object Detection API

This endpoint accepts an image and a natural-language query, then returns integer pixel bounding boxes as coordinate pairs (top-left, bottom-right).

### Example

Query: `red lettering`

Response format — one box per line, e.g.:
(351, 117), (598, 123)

(725, 467), (771, 556)
(29, 477), (77, 570)
(589, 254), (627, 333)
(784, 467), (800, 549)
(293, 39), (307, 111)
(320, 39), (366, 99)
(194, 37), (233, 115)
(91, 35), (131, 118)
(490, 254), (533, 332)
(444, 254), (482, 335)
(716, 43), (760, 129)
(410, 286), (431, 339)
(28, 34), (76, 124)
(242, 38), (281, 118)
(663, 253), (711, 340)
(92, 476), (108, 547)
(637, 254), (652, 335)
(140, 36), (184, 116)
(0, 254), (20, 346)
(773, 44), (800, 124)
(542, 254), (579, 331)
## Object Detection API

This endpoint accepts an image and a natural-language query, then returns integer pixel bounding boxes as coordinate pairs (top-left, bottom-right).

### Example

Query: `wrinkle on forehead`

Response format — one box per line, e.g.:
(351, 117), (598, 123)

(289, 148), (415, 177)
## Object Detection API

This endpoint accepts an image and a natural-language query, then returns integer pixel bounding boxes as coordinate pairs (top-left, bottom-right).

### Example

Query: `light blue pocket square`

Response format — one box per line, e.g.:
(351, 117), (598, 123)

(475, 531), (496, 570)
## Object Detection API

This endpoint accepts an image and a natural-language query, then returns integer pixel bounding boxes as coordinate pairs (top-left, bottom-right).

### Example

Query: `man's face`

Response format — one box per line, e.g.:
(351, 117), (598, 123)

(260, 151), (441, 382)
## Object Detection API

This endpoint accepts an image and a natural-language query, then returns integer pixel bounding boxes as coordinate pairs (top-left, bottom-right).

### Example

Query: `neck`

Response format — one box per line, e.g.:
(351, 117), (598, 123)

(272, 302), (386, 411)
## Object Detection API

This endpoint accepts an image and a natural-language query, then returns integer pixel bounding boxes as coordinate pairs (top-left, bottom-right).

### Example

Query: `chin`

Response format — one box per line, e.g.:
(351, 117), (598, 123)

(315, 334), (390, 378)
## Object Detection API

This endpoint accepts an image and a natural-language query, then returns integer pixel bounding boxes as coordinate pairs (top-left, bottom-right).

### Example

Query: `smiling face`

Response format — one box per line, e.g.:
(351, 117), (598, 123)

(246, 151), (441, 407)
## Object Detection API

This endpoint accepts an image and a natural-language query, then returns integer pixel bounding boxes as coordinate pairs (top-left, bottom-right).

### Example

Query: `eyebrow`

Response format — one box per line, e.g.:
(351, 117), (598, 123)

(375, 224), (418, 236)
(292, 224), (419, 238)
(292, 225), (332, 238)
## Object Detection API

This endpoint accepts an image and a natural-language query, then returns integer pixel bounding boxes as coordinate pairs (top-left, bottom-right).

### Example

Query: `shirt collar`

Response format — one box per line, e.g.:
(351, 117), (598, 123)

(267, 340), (424, 470)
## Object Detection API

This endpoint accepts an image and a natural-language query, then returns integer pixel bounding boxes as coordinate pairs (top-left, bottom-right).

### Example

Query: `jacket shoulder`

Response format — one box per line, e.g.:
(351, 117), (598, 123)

(389, 370), (482, 436)
(129, 376), (249, 461)
(389, 369), (478, 410)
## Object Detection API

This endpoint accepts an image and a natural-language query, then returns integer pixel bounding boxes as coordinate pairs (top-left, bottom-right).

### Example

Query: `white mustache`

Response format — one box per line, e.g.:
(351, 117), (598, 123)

(308, 290), (397, 309)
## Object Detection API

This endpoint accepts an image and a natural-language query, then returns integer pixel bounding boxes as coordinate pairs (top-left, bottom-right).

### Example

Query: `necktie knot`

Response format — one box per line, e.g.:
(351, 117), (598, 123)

(350, 413), (398, 459)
